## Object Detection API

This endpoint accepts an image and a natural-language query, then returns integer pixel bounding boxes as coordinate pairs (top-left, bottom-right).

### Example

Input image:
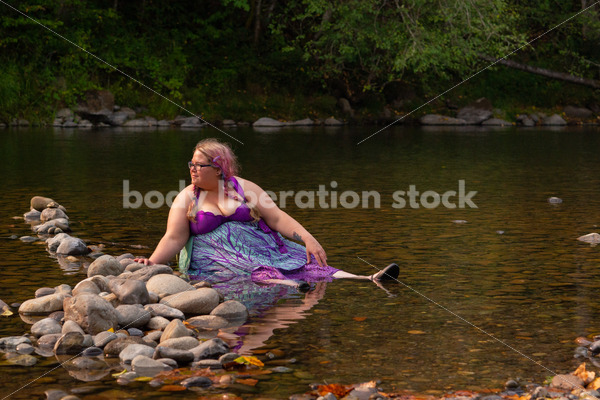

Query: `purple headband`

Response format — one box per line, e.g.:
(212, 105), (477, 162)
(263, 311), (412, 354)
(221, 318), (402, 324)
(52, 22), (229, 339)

(211, 156), (228, 181)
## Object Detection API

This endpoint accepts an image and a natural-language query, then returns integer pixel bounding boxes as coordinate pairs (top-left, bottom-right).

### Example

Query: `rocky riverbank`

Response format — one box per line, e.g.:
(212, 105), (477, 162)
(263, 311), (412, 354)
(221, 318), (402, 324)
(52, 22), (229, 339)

(1, 91), (599, 129)
(1, 195), (278, 397)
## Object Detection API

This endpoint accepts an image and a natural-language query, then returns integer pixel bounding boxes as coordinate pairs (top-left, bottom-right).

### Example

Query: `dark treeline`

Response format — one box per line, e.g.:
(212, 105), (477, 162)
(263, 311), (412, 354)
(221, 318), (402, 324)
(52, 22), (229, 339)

(0, 0), (599, 122)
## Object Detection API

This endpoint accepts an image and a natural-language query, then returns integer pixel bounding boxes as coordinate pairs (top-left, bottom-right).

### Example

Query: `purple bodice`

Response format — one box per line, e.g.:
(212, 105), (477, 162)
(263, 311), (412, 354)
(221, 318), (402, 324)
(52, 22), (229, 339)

(189, 177), (254, 235)
(189, 176), (289, 253)
(190, 205), (253, 235)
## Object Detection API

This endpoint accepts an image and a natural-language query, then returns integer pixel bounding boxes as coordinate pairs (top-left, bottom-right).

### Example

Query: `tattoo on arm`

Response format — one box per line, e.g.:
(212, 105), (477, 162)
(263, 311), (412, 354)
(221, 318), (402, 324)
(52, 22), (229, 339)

(292, 232), (302, 242)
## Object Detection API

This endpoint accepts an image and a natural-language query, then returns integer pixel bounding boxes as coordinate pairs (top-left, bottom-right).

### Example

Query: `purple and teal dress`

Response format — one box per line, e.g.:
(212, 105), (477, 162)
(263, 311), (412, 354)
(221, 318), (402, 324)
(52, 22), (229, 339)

(178, 177), (338, 311)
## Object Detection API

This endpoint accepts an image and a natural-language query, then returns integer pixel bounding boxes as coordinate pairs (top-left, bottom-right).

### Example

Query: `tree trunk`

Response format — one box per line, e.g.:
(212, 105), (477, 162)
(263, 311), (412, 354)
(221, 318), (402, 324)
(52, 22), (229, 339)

(479, 55), (600, 89)
(254, 0), (262, 46)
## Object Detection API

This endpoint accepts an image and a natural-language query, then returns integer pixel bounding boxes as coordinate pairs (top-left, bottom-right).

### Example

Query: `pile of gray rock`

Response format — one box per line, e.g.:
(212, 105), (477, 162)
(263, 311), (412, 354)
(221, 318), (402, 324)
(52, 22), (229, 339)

(1, 252), (248, 385)
(419, 98), (598, 127)
(1, 194), (251, 391)
(21, 196), (88, 255)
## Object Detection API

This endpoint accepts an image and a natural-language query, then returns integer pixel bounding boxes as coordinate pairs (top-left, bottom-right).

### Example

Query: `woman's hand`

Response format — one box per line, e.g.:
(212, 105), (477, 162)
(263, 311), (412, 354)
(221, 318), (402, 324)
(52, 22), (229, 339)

(305, 237), (327, 268)
(134, 257), (154, 266)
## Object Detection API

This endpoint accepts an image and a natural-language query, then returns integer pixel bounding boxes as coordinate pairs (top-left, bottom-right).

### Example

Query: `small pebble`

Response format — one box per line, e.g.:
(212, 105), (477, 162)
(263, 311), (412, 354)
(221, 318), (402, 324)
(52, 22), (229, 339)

(548, 196), (563, 204)
(505, 379), (519, 389)
(181, 376), (213, 388)
(271, 366), (293, 373)
(127, 328), (143, 337)
(82, 347), (103, 357)
(45, 389), (69, 400)
(16, 343), (35, 355)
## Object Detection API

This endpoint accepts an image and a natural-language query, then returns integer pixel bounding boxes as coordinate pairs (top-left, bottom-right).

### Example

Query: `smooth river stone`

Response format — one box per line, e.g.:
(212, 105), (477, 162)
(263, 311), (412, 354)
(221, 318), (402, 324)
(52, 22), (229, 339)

(144, 303), (185, 320)
(116, 304), (151, 329)
(158, 337), (199, 351)
(131, 355), (170, 374)
(147, 316), (170, 331)
(159, 288), (220, 315)
(146, 274), (193, 296)
(19, 293), (67, 314)
(108, 278), (149, 305)
(209, 300), (248, 321)
(30, 318), (62, 337)
(54, 332), (86, 355)
(127, 264), (173, 282)
(185, 315), (230, 330)
(189, 338), (229, 361)
(63, 294), (118, 335)
(160, 319), (193, 342)
(119, 343), (155, 364)
(87, 254), (124, 277)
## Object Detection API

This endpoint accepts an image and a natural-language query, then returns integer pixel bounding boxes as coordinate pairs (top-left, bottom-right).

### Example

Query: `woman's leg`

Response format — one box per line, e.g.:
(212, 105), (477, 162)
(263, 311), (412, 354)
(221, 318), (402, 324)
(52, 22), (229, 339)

(333, 263), (399, 282)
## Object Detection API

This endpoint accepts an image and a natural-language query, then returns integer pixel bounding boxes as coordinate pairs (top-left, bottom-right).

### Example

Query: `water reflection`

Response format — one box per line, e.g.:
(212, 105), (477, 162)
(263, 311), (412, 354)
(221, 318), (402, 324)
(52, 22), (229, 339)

(2, 126), (600, 397)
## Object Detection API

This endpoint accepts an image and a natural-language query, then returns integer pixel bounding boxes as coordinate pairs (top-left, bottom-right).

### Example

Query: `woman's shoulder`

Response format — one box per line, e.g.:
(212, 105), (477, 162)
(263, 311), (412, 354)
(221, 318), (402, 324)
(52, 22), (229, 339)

(171, 184), (196, 209)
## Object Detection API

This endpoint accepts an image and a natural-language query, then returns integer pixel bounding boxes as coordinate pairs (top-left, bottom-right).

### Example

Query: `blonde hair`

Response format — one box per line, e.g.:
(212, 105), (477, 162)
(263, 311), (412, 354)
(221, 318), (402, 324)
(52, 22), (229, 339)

(187, 138), (260, 222)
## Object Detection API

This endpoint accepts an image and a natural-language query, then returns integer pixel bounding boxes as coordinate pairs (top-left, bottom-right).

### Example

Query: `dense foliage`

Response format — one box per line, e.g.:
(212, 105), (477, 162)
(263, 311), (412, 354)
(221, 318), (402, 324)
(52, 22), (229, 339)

(0, 0), (598, 122)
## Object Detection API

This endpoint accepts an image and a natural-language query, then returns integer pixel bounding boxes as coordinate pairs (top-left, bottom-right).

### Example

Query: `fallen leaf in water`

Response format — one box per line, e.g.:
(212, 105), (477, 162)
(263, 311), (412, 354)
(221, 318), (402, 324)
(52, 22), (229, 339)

(236, 378), (258, 386)
(587, 377), (600, 390)
(111, 369), (128, 378)
(319, 360), (331, 364)
(574, 362), (595, 384)
(158, 385), (187, 392)
(408, 330), (425, 335)
(318, 383), (353, 398)
(1, 309), (13, 317)
(234, 356), (264, 367)
(133, 376), (153, 382)
(353, 317), (367, 322)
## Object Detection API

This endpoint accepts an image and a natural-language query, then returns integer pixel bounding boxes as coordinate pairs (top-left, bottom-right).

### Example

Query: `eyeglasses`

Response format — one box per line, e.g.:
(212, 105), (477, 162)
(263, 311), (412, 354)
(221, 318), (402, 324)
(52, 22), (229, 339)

(188, 161), (213, 170)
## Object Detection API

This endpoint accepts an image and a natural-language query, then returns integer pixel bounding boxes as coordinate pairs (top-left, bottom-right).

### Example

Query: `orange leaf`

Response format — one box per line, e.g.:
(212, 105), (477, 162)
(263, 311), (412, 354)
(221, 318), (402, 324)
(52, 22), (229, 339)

(158, 385), (187, 392)
(587, 377), (600, 390)
(353, 317), (367, 322)
(320, 360), (331, 364)
(236, 378), (258, 386)
(318, 383), (353, 398)
(408, 330), (425, 335)
(574, 362), (595, 384)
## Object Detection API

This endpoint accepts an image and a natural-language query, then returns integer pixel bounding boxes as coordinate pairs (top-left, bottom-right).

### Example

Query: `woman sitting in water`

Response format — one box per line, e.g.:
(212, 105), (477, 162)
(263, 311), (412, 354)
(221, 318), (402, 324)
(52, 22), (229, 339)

(135, 138), (398, 288)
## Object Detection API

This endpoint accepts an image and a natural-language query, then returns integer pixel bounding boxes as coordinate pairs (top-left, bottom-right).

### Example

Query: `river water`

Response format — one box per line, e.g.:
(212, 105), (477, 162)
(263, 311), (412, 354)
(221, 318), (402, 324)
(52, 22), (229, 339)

(1, 125), (600, 398)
